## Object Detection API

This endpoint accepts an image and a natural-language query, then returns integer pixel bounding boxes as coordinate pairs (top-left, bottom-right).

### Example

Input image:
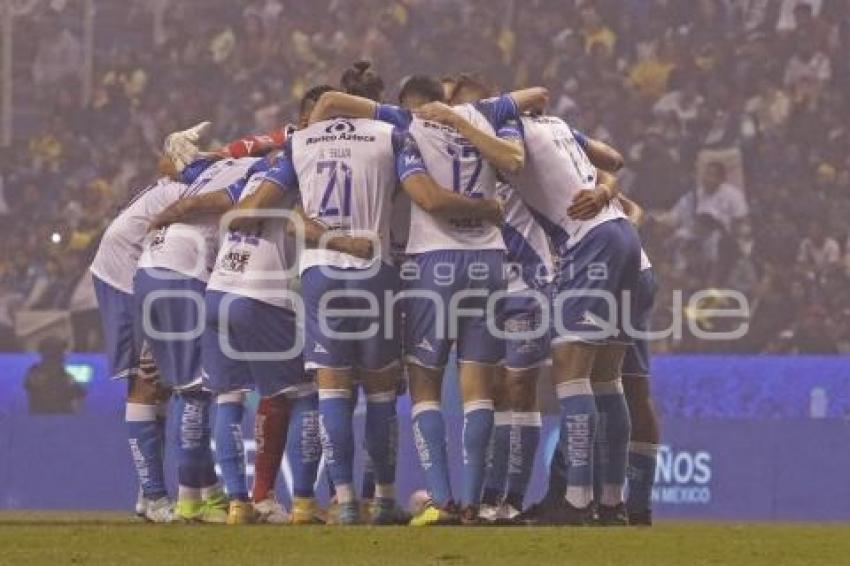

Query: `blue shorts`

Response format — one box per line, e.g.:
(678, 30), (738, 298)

(622, 268), (658, 378)
(502, 288), (552, 371)
(92, 276), (142, 380)
(301, 262), (400, 371)
(133, 267), (206, 390)
(201, 291), (306, 397)
(403, 249), (505, 368)
(553, 219), (641, 346)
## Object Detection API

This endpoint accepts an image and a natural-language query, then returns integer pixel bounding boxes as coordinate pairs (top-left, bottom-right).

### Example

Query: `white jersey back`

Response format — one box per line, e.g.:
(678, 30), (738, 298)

(498, 182), (555, 293)
(137, 157), (259, 280)
(206, 173), (299, 309)
(90, 178), (186, 293)
(406, 104), (505, 254)
(290, 118), (397, 273)
(507, 115), (624, 253)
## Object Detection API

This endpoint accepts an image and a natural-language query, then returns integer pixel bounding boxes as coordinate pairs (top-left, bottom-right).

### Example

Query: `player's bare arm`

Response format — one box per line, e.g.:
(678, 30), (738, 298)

(618, 195), (645, 226)
(567, 168), (619, 221)
(288, 207), (374, 260)
(583, 138), (624, 173)
(148, 189), (234, 231)
(413, 102), (525, 174)
(508, 87), (549, 114)
(308, 91), (377, 125)
(402, 172), (503, 225)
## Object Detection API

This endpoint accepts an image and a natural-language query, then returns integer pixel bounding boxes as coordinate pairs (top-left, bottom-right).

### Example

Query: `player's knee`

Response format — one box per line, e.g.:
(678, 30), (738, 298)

(552, 342), (597, 383)
(407, 363), (442, 403)
(505, 370), (538, 412)
(362, 364), (402, 396)
(127, 375), (161, 404)
(316, 368), (354, 391)
(589, 346), (627, 382)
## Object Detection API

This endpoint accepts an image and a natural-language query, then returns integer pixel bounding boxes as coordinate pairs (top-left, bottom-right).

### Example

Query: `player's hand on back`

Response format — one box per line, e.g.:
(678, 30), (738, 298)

(335, 236), (374, 260)
(413, 102), (460, 128)
(567, 186), (612, 221)
(228, 213), (264, 235)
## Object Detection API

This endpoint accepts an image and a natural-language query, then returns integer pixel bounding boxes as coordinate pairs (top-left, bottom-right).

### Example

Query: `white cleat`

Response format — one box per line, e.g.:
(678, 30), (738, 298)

(144, 496), (176, 523)
(478, 503), (501, 523)
(498, 503), (522, 522)
(253, 497), (290, 524)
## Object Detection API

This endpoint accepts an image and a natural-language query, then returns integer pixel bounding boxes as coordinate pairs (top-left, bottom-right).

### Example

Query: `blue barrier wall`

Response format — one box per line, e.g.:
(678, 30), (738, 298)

(1, 354), (849, 520)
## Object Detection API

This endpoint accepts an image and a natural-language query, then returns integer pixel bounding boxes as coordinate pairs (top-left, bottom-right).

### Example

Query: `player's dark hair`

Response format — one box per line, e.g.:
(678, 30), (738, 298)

(300, 84), (336, 115)
(398, 74), (444, 104)
(453, 72), (495, 100)
(340, 61), (384, 102)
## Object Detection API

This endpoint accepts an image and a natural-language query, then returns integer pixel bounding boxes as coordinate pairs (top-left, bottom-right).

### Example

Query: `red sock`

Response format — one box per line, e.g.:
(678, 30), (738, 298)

(252, 395), (289, 503)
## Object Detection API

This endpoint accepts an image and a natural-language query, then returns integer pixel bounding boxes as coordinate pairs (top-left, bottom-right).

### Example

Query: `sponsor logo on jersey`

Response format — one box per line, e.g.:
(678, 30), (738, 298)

(324, 120), (356, 134)
(306, 120), (376, 144)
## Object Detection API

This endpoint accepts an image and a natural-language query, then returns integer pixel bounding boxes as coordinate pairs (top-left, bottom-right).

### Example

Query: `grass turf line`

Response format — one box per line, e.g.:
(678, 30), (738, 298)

(0, 514), (848, 566)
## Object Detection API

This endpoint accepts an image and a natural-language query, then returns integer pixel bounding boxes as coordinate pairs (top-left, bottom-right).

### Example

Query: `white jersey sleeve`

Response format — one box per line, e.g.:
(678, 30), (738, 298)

(89, 178), (186, 293)
(137, 157), (259, 280)
(206, 171), (300, 309)
(404, 104), (506, 254)
(506, 115), (624, 253)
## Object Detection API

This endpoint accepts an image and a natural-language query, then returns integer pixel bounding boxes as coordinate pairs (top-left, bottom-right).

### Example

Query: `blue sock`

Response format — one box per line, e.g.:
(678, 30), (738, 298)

(593, 410), (607, 504)
(213, 394), (248, 501)
(482, 411), (511, 506)
(594, 380), (631, 506)
(176, 391), (214, 493)
(461, 400), (494, 508)
(318, 389), (355, 503)
(365, 391), (398, 498)
(557, 379), (597, 509)
(411, 402), (453, 508)
(287, 390), (321, 498)
(126, 403), (167, 500)
(505, 411), (541, 510)
(627, 442), (659, 514)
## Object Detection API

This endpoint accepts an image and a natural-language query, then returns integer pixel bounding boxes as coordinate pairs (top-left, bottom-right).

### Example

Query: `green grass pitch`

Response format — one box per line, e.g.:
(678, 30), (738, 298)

(1, 512), (848, 565)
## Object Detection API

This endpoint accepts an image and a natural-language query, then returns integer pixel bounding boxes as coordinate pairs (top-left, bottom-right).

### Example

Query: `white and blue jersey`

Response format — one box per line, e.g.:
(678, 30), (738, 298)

(506, 115), (625, 254)
(497, 182), (554, 370)
(137, 157), (259, 281)
(375, 95), (521, 254)
(90, 168), (212, 380)
(206, 154), (299, 310)
(498, 182), (554, 293)
(262, 118), (426, 273)
(262, 118), (427, 371)
(507, 115), (639, 345)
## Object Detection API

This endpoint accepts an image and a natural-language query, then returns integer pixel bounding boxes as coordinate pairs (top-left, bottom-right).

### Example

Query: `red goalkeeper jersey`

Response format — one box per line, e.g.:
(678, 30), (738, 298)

(218, 126), (293, 158)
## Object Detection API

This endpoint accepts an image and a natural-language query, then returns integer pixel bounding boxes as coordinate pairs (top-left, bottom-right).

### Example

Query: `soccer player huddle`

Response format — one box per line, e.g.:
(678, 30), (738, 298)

(89, 61), (661, 527)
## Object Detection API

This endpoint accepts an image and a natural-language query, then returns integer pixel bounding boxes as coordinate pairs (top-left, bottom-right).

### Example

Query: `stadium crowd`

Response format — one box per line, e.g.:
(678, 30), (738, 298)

(1, 0), (849, 353)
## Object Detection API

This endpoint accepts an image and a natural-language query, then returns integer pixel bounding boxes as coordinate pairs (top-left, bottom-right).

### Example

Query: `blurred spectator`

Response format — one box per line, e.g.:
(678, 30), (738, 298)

(2, 0), (847, 354)
(797, 221), (841, 272)
(24, 337), (86, 415)
(662, 161), (749, 233)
